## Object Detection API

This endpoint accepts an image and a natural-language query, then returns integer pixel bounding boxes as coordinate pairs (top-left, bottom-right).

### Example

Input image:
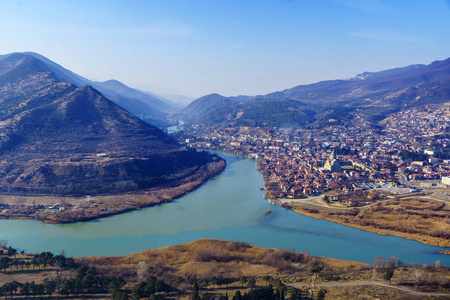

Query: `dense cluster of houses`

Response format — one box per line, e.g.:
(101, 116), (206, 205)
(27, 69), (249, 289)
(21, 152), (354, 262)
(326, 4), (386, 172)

(174, 103), (450, 199)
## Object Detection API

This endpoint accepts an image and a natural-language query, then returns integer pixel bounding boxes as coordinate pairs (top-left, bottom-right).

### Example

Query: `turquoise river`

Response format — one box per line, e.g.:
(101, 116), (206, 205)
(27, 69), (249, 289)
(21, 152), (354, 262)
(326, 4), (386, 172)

(0, 151), (449, 265)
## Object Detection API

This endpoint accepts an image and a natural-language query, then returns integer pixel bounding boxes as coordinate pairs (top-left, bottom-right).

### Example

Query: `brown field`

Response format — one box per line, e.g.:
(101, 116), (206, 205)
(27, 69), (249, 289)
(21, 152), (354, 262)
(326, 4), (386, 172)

(76, 239), (369, 285)
(0, 252), (76, 286)
(286, 194), (450, 249)
(1, 239), (450, 299)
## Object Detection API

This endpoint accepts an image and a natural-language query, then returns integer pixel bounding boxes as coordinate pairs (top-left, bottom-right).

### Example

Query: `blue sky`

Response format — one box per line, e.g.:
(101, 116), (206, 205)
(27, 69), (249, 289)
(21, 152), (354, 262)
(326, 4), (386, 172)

(1, 0), (449, 98)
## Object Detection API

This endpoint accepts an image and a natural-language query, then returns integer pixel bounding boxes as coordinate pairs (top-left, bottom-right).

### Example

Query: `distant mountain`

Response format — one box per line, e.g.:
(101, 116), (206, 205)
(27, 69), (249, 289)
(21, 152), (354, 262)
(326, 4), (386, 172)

(0, 53), (223, 195)
(175, 93), (315, 127)
(178, 58), (450, 127)
(264, 58), (450, 106)
(8, 52), (175, 123)
(92, 79), (172, 115)
(160, 93), (194, 108)
(351, 64), (426, 81)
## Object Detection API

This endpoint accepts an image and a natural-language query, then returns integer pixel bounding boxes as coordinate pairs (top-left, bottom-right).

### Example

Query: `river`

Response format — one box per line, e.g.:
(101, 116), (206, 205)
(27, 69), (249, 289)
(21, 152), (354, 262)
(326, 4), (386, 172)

(0, 151), (448, 265)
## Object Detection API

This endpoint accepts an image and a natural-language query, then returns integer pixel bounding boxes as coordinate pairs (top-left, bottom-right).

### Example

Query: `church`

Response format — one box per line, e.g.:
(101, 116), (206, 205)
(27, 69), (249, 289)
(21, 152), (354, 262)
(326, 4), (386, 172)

(324, 150), (342, 173)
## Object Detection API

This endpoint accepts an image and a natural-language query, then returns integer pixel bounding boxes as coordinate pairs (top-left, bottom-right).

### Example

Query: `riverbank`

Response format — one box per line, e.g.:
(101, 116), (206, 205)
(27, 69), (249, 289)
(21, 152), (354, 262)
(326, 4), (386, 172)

(271, 195), (450, 251)
(0, 160), (226, 224)
(77, 239), (450, 298)
(192, 147), (450, 252)
(3, 239), (447, 300)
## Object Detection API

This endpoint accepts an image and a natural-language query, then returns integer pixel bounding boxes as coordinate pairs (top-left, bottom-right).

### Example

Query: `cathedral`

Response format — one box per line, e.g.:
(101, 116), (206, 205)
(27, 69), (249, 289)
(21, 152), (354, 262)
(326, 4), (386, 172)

(324, 150), (342, 172)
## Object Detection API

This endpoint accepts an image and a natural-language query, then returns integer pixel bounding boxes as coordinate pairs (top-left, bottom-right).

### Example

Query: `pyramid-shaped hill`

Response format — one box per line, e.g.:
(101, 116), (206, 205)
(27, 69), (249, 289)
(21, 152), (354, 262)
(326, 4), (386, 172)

(0, 54), (224, 196)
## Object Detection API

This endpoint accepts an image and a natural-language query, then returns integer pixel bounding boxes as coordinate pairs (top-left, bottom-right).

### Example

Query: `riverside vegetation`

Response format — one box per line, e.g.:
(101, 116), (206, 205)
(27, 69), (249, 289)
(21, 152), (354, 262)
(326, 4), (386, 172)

(0, 239), (450, 299)
(282, 190), (450, 249)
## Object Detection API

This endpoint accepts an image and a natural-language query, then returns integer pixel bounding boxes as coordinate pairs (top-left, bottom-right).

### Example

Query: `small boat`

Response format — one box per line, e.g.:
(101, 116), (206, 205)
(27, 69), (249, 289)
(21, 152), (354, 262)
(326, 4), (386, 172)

(264, 210), (272, 216)
(260, 187), (265, 190)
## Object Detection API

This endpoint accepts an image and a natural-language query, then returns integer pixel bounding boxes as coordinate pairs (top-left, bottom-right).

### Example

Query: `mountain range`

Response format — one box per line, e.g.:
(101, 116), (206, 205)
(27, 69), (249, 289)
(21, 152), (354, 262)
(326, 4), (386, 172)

(176, 57), (450, 128)
(0, 52), (223, 195)
(0, 52), (179, 125)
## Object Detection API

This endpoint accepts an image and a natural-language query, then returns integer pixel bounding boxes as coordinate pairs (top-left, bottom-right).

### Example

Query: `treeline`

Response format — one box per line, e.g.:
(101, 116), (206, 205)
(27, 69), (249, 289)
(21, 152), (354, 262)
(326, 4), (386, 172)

(238, 99), (315, 127)
(0, 249), (75, 273)
(400, 150), (428, 161)
(0, 266), (126, 299)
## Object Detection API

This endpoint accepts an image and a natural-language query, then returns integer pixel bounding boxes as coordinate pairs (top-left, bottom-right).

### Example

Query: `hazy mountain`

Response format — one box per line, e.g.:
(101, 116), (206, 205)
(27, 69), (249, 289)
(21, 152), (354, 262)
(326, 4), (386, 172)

(92, 80), (172, 115)
(179, 58), (450, 127)
(175, 93), (314, 128)
(351, 64), (426, 81)
(160, 93), (194, 108)
(265, 57), (450, 105)
(0, 53), (223, 195)
(6, 52), (175, 123)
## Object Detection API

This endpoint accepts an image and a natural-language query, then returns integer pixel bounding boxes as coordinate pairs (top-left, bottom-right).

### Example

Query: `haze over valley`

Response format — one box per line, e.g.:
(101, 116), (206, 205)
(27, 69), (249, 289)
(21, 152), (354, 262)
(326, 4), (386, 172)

(0, 1), (450, 299)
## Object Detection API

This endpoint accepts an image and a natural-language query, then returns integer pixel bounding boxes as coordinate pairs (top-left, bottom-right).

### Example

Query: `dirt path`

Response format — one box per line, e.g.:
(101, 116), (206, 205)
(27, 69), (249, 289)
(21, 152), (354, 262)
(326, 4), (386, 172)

(290, 281), (450, 297)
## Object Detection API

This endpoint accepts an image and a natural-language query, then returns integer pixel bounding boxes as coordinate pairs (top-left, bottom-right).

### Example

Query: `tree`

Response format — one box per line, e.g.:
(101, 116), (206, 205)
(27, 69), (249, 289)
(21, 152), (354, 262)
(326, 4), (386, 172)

(131, 282), (146, 300)
(289, 287), (302, 300)
(310, 265), (323, 286)
(413, 269), (422, 288)
(21, 282), (31, 298)
(317, 287), (327, 300)
(239, 276), (247, 287)
(190, 280), (201, 300)
(112, 289), (129, 300)
(7, 246), (17, 258)
(232, 290), (243, 300)
(0, 256), (11, 272)
(175, 276), (183, 290)
(383, 270), (394, 285)
(246, 277), (256, 289)
(43, 279), (57, 297)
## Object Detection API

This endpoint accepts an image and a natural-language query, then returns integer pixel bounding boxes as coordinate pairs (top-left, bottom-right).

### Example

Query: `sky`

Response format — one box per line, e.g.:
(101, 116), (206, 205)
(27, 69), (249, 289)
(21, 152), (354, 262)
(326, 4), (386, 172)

(0, 0), (449, 99)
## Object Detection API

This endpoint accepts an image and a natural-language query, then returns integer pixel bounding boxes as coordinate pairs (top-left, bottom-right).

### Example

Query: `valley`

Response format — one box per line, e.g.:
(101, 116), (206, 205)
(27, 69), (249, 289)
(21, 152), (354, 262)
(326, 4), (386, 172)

(173, 101), (450, 251)
(0, 51), (450, 298)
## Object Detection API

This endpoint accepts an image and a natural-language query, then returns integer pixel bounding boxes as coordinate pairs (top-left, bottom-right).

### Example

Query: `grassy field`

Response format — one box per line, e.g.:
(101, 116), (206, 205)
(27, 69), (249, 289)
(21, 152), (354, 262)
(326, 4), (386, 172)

(285, 192), (450, 249)
(1, 239), (450, 299)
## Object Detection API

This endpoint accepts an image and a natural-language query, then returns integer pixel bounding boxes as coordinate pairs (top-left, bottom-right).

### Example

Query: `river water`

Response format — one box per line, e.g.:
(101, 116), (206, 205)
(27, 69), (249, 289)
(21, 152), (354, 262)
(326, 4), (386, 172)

(0, 152), (448, 265)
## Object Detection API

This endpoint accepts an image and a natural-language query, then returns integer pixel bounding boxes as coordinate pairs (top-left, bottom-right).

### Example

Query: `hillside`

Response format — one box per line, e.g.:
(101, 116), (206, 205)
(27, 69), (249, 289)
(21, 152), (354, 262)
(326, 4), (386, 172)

(6, 52), (174, 123)
(176, 95), (315, 128)
(0, 53), (224, 196)
(4, 240), (449, 299)
(177, 58), (450, 128)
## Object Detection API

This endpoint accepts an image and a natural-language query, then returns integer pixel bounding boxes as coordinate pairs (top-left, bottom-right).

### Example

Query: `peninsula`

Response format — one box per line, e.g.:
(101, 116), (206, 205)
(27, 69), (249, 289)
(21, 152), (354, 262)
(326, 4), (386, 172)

(0, 53), (226, 223)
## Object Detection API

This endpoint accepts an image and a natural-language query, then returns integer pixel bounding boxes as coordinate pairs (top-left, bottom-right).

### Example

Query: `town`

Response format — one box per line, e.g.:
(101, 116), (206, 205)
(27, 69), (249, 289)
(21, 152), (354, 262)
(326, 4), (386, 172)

(172, 103), (450, 203)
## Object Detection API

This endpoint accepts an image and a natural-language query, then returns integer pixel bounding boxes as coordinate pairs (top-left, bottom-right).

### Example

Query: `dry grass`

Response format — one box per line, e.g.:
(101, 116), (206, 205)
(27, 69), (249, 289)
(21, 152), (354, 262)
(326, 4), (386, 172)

(1, 240), (449, 299)
(290, 196), (450, 248)
(76, 239), (369, 287)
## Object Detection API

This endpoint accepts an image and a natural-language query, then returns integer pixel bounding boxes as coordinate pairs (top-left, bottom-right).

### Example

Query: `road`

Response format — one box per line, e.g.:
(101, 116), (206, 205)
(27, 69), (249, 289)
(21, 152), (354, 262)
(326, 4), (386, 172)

(397, 172), (450, 201)
(290, 281), (450, 297)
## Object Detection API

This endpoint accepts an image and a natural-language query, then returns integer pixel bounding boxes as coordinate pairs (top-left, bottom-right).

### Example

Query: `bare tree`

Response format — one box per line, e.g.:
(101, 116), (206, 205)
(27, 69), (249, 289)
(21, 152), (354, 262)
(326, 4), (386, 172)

(413, 269), (422, 288)
(136, 261), (150, 281)
(15, 197), (26, 206)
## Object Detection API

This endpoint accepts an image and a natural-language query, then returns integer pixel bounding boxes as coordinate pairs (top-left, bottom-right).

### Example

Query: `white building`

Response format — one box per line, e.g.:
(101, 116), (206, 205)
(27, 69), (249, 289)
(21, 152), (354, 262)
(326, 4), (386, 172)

(442, 176), (450, 185)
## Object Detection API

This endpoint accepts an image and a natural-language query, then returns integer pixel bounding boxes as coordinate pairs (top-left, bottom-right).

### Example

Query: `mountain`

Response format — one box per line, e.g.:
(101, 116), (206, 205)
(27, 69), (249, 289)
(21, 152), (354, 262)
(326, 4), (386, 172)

(265, 58), (450, 106)
(92, 79), (172, 116)
(0, 53), (224, 195)
(175, 93), (315, 128)
(178, 58), (450, 127)
(160, 93), (194, 108)
(13, 52), (175, 123)
(351, 64), (426, 81)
